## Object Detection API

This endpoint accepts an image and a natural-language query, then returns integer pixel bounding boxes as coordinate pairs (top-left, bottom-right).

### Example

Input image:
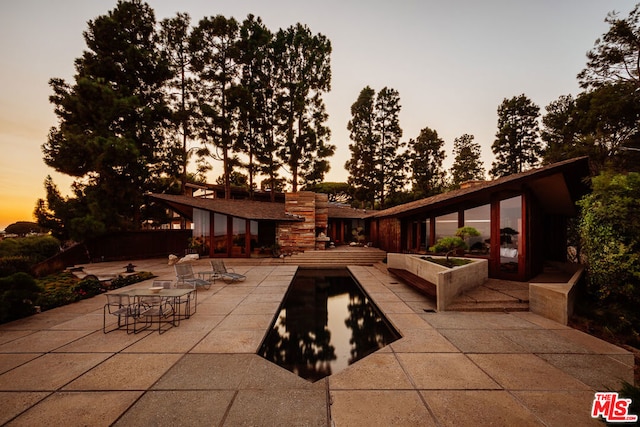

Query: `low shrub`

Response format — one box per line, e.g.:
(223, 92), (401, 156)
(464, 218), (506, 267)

(109, 271), (155, 290)
(73, 276), (104, 299)
(0, 256), (33, 277)
(0, 272), (41, 323)
(36, 272), (81, 310)
(0, 235), (60, 263)
(0, 270), (156, 324)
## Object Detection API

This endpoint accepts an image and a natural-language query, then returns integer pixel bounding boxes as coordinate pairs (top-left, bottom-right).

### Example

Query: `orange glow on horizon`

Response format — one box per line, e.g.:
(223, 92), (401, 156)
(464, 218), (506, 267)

(0, 199), (37, 231)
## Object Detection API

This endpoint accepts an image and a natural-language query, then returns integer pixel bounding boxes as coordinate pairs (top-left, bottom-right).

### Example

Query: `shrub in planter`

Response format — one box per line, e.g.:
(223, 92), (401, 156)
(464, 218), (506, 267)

(429, 237), (467, 260)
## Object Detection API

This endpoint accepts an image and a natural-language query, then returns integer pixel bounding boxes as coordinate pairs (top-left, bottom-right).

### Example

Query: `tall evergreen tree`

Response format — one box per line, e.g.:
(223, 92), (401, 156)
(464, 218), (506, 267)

(542, 87), (640, 174)
(408, 127), (446, 197)
(190, 15), (242, 200)
(345, 86), (405, 207)
(345, 86), (377, 207)
(576, 4), (640, 173)
(450, 133), (485, 186)
(490, 94), (542, 178)
(236, 15), (274, 198)
(42, 0), (174, 237)
(541, 95), (580, 165)
(159, 12), (196, 196)
(578, 4), (640, 90)
(374, 87), (405, 206)
(272, 23), (334, 191)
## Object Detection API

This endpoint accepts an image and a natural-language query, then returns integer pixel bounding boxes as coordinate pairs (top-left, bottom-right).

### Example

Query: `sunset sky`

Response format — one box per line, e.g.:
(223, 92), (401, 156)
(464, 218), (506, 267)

(0, 0), (631, 231)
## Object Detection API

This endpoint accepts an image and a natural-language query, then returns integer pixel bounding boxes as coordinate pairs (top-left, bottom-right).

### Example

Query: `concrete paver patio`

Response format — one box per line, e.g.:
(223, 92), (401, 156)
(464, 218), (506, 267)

(0, 258), (635, 426)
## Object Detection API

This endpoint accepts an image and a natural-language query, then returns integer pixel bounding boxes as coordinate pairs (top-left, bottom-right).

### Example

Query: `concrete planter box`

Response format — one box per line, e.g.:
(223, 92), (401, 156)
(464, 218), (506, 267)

(529, 262), (584, 325)
(387, 253), (488, 311)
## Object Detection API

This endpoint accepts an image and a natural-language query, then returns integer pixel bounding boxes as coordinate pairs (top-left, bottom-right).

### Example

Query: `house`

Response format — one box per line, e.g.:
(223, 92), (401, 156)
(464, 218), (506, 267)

(368, 156), (590, 281)
(149, 156), (590, 281)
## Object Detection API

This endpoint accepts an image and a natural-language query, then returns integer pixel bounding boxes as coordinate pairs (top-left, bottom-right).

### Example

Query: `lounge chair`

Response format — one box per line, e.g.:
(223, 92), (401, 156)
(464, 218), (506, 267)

(210, 259), (246, 284)
(174, 263), (211, 290)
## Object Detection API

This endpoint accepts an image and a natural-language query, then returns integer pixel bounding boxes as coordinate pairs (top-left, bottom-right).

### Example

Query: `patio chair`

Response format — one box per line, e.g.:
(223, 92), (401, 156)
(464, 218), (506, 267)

(210, 259), (246, 284)
(174, 263), (211, 290)
(134, 291), (175, 334)
(154, 280), (174, 289)
(154, 279), (194, 319)
(103, 294), (137, 334)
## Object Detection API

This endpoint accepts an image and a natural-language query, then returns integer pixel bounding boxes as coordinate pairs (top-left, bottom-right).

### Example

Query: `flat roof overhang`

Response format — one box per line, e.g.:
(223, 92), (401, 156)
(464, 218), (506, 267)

(147, 193), (304, 223)
(373, 157), (590, 220)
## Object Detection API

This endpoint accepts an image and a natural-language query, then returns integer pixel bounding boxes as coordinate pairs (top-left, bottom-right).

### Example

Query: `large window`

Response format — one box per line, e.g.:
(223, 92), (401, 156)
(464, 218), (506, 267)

(250, 220), (259, 253)
(192, 209), (211, 254)
(213, 213), (227, 254)
(232, 217), (246, 255)
(499, 196), (521, 273)
(464, 204), (490, 254)
(435, 212), (458, 240)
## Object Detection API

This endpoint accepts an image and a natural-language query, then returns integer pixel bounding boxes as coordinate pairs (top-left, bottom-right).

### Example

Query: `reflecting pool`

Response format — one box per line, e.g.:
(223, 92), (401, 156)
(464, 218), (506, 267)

(258, 268), (400, 382)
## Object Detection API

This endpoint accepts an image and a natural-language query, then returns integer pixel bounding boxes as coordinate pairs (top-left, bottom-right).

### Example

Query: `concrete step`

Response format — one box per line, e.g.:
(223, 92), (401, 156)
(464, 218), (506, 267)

(282, 248), (387, 266)
(447, 301), (530, 312)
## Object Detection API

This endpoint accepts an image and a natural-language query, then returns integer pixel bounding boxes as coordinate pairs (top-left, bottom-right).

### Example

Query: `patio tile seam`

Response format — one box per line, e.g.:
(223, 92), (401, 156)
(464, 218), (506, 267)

(0, 391), (55, 426)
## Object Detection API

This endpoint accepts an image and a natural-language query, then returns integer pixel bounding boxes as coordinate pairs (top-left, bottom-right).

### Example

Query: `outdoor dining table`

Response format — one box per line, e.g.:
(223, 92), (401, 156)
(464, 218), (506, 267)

(111, 287), (197, 332)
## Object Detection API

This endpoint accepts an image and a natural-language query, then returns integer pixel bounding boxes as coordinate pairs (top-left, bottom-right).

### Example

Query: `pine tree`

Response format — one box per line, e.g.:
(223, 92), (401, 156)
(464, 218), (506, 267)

(450, 133), (485, 186)
(42, 0), (175, 237)
(272, 23), (334, 191)
(409, 127), (447, 197)
(490, 94), (542, 178)
(190, 15), (242, 199)
(345, 86), (378, 207)
(374, 87), (405, 206)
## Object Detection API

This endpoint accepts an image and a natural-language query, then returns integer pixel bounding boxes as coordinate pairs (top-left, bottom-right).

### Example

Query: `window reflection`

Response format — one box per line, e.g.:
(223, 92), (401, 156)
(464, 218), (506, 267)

(213, 213), (227, 254)
(232, 217), (246, 256)
(435, 212), (458, 240)
(499, 196), (521, 273)
(192, 209), (210, 255)
(258, 269), (400, 382)
(464, 205), (490, 255)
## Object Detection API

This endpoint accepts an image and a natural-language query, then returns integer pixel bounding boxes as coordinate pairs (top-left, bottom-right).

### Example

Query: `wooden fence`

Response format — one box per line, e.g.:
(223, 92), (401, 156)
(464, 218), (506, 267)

(32, 230), (191, 277)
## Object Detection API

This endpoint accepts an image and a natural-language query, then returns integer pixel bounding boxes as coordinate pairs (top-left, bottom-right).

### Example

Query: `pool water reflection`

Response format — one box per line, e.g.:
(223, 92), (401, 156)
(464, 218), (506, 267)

(258, 268), (400, 382)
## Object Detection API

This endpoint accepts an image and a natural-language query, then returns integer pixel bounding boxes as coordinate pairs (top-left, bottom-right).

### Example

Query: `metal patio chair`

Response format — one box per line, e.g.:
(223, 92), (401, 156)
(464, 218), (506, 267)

(103, 293), (137, 334)
(134, 293), (175, 334)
